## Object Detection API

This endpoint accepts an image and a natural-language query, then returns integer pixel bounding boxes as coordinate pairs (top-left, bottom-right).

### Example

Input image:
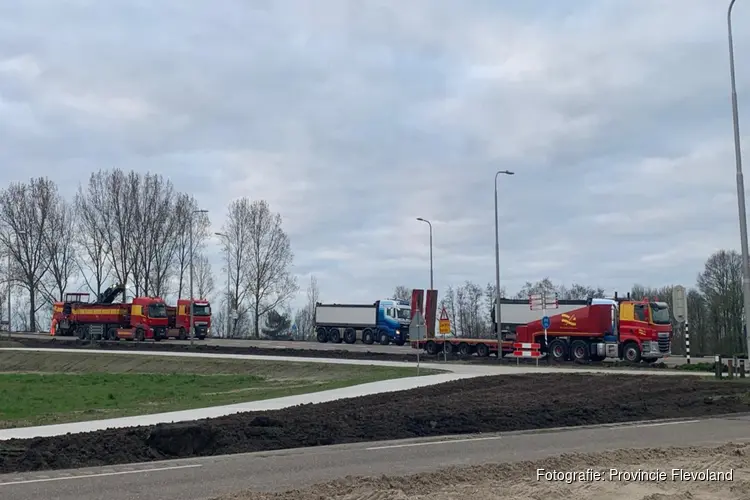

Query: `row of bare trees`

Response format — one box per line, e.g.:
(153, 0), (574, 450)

(0, 171), (298, 337)
(391, 249), (749, 356)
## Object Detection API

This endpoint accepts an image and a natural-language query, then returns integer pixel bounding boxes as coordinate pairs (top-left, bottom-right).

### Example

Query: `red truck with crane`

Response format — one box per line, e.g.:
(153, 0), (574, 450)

(165, 298), (212, 340)
(411, 293), (672, 363)
(50, 284), (168, 341)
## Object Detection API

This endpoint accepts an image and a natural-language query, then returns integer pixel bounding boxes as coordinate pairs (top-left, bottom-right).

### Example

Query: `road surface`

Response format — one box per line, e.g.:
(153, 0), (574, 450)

(1, 414), (748, 500)
(5, 333), (713, 365)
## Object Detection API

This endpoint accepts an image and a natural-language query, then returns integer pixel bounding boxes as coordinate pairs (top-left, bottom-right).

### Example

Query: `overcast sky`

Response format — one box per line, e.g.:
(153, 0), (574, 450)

(1, 0), (749, 309)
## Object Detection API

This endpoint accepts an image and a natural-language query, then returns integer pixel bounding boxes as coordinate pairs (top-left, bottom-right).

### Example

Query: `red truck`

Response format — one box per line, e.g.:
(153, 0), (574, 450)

(165, 298), (212, 340)
(411, 294), (672, 363)
(50, 284), (168, 341)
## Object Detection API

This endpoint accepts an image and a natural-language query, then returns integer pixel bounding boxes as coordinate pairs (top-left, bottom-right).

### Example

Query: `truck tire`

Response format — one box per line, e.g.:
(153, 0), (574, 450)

(316, 327), (328, 343)
(458, 342), (472, 357)
(362, 328), (374, 344)
(379, 330), (390, 345)
(425, 341), (438, 355)
(343, 328), (357, 344)
(442, 342), (454, 354)
(622, 342), (641, 363)
(328, 328), (342, 343)
(178, 327), (187, 340)
(476, 343), (490, 357)
(570, 340), (589, 362)
(548, 339), (568, 362)
(135, 328), (145, 342)
(394, 335), (405, 346)
(106, 327), (117, 341)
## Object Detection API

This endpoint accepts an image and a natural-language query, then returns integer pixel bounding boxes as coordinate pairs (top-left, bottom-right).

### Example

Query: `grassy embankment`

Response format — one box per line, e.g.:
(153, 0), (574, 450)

(0, 351), (440, 428)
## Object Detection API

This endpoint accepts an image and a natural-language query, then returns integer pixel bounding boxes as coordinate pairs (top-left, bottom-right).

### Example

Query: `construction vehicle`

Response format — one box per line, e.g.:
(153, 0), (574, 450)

(50, 284), (168, 341)
(315, 299), (410, 345)
(411, 294), (672, 363)
(165, 298), (212, 340)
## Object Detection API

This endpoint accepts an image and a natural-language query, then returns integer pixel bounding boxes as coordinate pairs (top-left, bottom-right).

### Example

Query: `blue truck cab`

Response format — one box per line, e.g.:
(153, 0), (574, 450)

(376, 299), (411, 345)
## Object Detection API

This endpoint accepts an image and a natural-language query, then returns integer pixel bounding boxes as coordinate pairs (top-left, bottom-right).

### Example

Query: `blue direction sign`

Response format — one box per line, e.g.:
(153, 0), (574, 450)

(541, 315), (550, 329)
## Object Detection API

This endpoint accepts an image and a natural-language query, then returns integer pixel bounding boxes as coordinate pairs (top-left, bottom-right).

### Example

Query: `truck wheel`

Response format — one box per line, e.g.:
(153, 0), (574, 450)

(476, 343), (490, 357)
(623, 342), (641, 363)
(178, 327), (187, 340)
(442, 342), (454, 354)
(425, 341), (438, 355)
(458, 342), (472, 357)
(570, 340), (589, 362)
(362, 329), (374, 344)
(106, 327), (117, 341)
(379, 330), (390, 345)
(135, 328), (145, 342)
(343, 328), (356, 344)
(394, 335), (405, 346)
(328, 328), (342, 343)
(316, 327), (328, 343)
(548, 339), (568, 362)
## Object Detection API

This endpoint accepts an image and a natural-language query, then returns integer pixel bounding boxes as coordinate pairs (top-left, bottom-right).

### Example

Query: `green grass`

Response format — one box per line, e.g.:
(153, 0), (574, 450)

(0, 351), (440, 428)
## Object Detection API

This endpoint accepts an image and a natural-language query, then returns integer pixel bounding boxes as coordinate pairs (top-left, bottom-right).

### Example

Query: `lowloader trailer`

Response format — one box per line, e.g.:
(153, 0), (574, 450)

(411, 294), (672, 363)
(315, 300), (409, 345)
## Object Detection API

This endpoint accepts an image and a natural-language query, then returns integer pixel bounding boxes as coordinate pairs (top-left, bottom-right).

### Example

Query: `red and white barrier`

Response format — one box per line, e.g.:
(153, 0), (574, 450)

(513, 342), (543, 364)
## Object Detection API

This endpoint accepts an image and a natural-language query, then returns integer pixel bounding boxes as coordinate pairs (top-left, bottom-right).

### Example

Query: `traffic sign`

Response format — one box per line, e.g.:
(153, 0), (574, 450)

(541, 315), (550, 329)
(672, 285), (687, 323)
(438, 306), (451, 334)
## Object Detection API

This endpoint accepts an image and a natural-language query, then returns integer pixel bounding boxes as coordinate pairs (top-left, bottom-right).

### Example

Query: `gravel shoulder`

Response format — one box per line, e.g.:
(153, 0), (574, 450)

(217, 442), (750, 500)
(1, 372), (749, 474)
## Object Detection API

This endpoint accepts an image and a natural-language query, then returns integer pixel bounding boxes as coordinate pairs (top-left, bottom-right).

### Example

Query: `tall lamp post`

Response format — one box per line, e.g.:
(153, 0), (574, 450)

(214, 232), (231, 339)
(728, 0), (750, 361)
(416, 218), (433, 290)
(190, 209), (208, 346)
(494, 170), (514, 361)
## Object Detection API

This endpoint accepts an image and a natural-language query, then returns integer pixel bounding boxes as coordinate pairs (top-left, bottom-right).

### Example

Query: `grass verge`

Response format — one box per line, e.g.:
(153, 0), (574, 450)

(0, 351), (440, 428)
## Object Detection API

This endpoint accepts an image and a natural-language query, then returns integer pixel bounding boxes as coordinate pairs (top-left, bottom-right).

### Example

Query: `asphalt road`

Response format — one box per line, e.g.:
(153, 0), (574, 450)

(1, 414), (748, 500)
(4, 332), (713, 365)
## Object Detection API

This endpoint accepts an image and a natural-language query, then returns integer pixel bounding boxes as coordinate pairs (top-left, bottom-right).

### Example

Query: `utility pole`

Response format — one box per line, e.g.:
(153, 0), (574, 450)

(494, 170), (514, 361)
(727, 0), (750, 362)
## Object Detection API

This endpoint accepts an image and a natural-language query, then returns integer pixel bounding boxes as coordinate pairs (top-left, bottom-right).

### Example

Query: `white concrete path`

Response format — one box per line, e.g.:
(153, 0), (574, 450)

(0, 347), (710, 440)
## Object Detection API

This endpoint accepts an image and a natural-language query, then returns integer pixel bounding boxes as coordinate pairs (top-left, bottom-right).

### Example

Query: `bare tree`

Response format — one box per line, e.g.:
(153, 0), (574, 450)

(41, 197), (78, 301)
(300, 274), (321, 339)
(0, 177), (56, 331)
(173, 194), (210, 298)
(245, 200), (298, 338)
(194, 253), (215, 298)
(222, 197), (255, 337)
(74, 182), (112, 298)
(697, 249), (744, 356)
(392, 285), (411, 301)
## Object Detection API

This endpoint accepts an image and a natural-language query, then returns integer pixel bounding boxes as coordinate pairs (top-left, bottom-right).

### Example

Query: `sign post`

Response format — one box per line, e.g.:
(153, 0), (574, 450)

(672, 285), (689, 364)
(530, 290), (558, 360)
(409, 310), (426, 376)
(438, 307), (451, 362)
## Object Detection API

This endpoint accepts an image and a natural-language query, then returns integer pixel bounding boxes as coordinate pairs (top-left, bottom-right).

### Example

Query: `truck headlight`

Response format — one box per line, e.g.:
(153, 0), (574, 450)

(396, 329), (400, 335)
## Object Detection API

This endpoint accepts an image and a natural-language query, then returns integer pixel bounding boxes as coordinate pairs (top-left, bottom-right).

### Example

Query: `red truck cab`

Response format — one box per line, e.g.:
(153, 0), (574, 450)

(117, 297), (169, 341)
(166, 299), (212, 340)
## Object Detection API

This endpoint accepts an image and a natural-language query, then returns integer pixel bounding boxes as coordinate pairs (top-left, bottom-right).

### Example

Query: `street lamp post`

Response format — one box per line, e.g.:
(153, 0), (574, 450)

(494, 170), (514, 361)
(190, 209), (208, 346)
(727, 0), (750, 361)
(214, 232), (231, 339)
(416, 218), (433, 290)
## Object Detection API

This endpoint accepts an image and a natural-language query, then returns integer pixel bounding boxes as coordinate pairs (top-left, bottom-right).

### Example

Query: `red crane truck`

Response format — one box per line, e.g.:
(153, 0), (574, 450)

(411, 294), (672, 363)
(165, 298), (212, 340)
(50, 284), (169, 341)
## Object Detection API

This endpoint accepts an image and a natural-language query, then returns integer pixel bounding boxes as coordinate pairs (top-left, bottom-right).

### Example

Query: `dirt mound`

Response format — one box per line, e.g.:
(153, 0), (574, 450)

(1, 373), (749, 474)
(219, 442), (750, 500)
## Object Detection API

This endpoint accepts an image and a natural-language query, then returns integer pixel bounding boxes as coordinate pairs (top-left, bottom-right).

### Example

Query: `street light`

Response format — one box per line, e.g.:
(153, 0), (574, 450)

(494, 170), (514, 361)
(416, 218), (433, 290)
(190, 209), (208, 346)
(727, 0), (750, 362)
(214, 232), (231, 339)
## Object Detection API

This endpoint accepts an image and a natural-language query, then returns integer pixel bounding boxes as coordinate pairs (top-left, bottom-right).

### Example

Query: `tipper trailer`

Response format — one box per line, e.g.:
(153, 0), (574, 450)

(410, 294), (672, 363)
(315, 299), (409, 345)
(165, 298), (212, 340)
(50, 284), (169, 341)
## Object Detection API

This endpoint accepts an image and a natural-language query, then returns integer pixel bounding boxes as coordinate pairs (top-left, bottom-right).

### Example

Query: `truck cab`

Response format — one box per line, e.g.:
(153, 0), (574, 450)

(128, 297), (169, 340)
(377, 299), (411, 343)
(165, 298), (212, 340)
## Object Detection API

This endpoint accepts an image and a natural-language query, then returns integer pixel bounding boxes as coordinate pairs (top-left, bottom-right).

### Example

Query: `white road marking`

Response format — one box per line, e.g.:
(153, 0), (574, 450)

(365, 419), (702, 451)
(0, 464), (202, 487)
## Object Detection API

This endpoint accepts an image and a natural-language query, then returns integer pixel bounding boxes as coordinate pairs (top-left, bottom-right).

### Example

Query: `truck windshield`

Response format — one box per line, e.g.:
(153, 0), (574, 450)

(396, 308), (410, 320)
(650, 304), (671, 324)
(148, 304), (167, 318)
(193, 304), (211, 316)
